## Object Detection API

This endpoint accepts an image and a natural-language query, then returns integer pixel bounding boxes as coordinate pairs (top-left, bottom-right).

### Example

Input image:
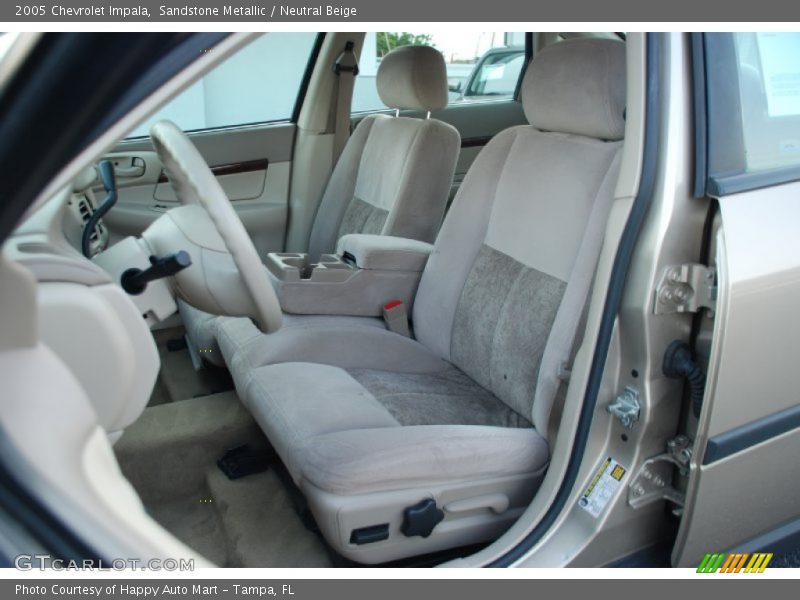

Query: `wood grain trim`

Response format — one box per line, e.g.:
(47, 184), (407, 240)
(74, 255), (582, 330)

(157, 158), (269, 183)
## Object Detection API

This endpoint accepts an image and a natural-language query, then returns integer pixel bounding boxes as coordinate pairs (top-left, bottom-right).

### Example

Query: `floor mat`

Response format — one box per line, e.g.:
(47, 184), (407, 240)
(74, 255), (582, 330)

(116, 392), (332, 567)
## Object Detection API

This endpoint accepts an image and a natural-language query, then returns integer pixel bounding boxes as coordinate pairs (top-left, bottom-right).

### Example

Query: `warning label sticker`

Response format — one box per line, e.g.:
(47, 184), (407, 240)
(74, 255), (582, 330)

(578, 457), (627, 518)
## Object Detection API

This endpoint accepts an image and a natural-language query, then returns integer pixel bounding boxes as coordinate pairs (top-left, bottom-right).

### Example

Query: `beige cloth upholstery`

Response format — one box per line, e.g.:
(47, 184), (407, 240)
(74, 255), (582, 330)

(307, 45), (457, 260)
(239, 362), (549, 496)
(376, 45), (449, 112)
(307, 113), (459, 260)
(307, 45), (458, 259)
(218, 38), (626, 563)
(336, 234), (433, 271)
(521, 38), (626, 140)
(181, 299), (217, 358)
(243, 363), (399, 478)
(298, 426), (548, 496)
(216, 313), (447, 395)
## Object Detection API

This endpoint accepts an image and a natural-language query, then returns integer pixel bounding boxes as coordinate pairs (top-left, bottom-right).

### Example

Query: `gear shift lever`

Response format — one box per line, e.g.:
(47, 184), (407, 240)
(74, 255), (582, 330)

(120, 251), (192, 295)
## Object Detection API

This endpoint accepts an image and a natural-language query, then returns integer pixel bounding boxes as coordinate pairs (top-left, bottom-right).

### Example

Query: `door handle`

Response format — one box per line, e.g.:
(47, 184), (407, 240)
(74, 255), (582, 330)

(112, 156), (146, 179)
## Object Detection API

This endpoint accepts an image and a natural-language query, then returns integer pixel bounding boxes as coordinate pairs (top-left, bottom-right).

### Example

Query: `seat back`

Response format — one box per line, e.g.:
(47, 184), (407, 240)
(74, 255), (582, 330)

(307, 45), (460, 260)
(412, 38), (626, 432)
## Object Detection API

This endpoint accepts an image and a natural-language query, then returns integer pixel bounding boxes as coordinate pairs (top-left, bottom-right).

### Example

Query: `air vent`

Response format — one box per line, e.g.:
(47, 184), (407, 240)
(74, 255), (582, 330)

(77, 196), (102, 247)
(77, 197), (93, 223)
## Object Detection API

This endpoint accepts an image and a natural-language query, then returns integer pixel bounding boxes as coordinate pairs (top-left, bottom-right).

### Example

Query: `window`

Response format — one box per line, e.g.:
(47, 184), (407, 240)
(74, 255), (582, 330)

(734, 32), (800, 172)
(127, 33), (318, 138)
(704, 32), (800, 194)
(462, 50), (525, 99)
(352, 32), (526, 113)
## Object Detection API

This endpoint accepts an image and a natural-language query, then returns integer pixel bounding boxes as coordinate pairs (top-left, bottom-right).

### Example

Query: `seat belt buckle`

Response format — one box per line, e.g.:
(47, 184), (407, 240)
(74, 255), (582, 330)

(383, 300), (410, 337)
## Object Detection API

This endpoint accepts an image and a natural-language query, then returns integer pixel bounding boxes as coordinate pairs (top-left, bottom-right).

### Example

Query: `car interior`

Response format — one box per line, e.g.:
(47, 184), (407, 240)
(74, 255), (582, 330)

(3, 31), (644, 567)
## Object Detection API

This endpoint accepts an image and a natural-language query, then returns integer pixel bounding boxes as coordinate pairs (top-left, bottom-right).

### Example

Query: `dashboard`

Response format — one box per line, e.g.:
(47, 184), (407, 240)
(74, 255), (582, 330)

(62, 165), (111, 257)
(3, 167), (171, 440)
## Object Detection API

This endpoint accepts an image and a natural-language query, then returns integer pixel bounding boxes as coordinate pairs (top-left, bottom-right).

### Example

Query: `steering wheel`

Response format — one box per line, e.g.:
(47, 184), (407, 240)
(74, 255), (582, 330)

(146, 120), (282, 334)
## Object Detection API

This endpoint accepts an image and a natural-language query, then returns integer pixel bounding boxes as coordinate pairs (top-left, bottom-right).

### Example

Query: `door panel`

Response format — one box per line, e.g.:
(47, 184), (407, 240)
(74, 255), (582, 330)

(672, 182), (800, 567)
(102, 122), (296, 260)
(672, 32), (800, 567)
(154, 160), (270, 202)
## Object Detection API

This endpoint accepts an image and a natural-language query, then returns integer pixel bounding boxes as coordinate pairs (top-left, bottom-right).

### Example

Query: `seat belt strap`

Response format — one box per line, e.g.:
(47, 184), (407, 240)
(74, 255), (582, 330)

(531, 149), (623, 434)
(557, 276), (595, 383)
(332, 40), (359, 166)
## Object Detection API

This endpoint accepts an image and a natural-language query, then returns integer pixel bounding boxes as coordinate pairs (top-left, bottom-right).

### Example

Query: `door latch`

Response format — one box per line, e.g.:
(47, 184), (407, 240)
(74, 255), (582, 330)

(607, 386), (640, 429)
(654, 264), (717, 315)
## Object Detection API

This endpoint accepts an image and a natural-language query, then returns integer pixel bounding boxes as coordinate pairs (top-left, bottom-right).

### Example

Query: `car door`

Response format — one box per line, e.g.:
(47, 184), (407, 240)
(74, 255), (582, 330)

(672, 32), (800, 568)
(97, 33), (321, 261)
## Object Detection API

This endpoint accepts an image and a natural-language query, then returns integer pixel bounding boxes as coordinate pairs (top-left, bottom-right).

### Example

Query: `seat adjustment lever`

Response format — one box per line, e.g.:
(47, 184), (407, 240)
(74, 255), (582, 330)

(401, 498), (444, 538)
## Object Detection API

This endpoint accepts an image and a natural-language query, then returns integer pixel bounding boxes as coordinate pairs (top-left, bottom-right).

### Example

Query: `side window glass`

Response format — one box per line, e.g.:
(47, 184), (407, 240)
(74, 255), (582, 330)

(733, 32), (800, 172)
(463, 52), (525, 99)
(126, 33), (318, 138)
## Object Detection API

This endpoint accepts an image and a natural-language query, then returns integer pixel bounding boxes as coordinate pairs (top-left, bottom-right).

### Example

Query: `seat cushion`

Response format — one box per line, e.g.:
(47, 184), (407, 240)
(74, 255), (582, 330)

(348, 367), (530, 428)
(242, 362), (400, 478)
(183, 304), (387, 368)
(242, 361), (549, 495)
(298, 425), (549, 496)
(216, 314), (448, 397)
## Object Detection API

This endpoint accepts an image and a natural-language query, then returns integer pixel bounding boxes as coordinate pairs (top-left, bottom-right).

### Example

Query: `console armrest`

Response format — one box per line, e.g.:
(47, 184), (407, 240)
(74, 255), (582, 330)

(337, 234), (434, 272)
(264, 235), (433, 317)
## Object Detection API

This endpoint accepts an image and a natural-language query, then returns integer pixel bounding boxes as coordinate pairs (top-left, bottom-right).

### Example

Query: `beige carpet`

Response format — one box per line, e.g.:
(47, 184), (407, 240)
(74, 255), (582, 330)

(151, 327), (234, 403)
(116, 391), (332, 568)
(207, 468), (331, 567)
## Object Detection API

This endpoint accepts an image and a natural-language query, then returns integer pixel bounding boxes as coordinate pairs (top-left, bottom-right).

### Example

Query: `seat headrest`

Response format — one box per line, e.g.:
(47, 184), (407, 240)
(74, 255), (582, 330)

(377, 45), (449, 112)
(522, 38), (626, 140)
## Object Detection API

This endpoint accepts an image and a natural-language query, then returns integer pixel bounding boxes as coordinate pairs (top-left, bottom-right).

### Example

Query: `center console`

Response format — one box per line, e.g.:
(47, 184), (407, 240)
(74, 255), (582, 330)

(266, 234), (434, 317)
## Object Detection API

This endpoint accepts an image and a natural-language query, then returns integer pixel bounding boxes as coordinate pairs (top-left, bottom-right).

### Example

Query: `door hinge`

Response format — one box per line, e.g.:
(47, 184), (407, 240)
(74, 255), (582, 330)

(607, 386), (640, 429)
(628, 435), (693, 512)
(654, 264), (717, 316)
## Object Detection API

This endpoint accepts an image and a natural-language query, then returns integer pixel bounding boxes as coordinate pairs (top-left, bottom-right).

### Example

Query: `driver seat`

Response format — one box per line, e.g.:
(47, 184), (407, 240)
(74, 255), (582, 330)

(180, 44), (460, 366)
(226, 38), (626, 564)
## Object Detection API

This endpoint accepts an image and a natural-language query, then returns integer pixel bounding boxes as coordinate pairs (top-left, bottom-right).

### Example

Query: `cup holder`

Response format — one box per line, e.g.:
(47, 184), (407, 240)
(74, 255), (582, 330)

(266, 252), (355, 283)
